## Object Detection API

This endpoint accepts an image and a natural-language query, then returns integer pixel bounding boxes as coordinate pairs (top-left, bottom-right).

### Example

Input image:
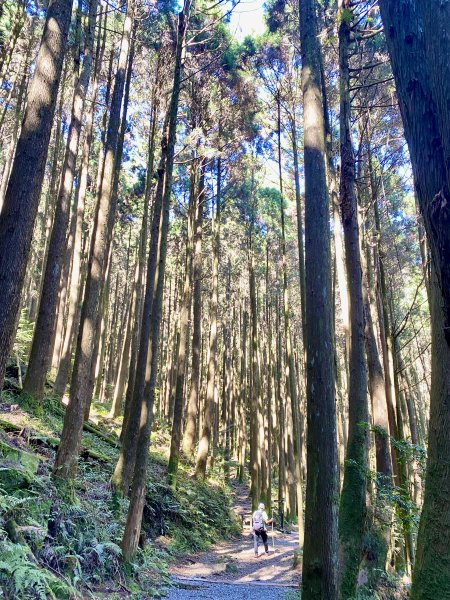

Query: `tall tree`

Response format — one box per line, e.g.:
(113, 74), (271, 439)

(377, 1), (450, 597)
(0, 0), (74, 384)
(54, 0), (135, 478)
(337, 2), (369, 595)
(195, 153), (221, 480)
(121, 0), (192, 559)
(167, 159), (196, 486)
(24, 0), (99, 399)
(299, 0), (339, 598)
(182, 159), (205, 455)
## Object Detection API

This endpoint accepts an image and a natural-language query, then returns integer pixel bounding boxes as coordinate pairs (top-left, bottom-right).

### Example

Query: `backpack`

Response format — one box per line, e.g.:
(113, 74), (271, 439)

(253, 510), (264, 531)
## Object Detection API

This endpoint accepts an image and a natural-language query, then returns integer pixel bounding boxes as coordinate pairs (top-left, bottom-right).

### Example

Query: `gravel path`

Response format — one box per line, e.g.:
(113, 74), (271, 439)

(165, 578), (296, 599)
(165, 482), (301, 599)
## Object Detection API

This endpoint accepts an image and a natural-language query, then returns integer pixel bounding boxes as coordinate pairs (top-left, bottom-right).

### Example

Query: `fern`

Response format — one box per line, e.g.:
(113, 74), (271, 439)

(0, 534), (72, 599)
(0, 487), (34, 519)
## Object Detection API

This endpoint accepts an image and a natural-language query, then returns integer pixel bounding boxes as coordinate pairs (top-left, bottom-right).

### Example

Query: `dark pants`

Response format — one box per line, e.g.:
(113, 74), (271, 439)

(253, 528), (269, 554)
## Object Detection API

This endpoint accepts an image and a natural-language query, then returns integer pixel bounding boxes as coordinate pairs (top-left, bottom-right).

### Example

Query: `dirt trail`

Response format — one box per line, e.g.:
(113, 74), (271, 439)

(166, 482), (300, 598)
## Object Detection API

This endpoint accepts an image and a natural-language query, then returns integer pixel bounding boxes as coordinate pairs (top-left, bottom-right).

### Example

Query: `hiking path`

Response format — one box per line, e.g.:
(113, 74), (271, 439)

(165, 481), (301, 599)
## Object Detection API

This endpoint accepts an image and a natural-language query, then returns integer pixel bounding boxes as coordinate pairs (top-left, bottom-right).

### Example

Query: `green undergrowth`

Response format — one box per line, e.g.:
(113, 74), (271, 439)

(0, 390), (240, 599)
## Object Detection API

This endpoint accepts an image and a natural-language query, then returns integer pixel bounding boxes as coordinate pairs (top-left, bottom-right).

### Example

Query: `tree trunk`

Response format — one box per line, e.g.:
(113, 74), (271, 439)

(195, 153), (220, 480)
(277, 93), (303, 541)
(237, 308), (248, 484)
(182, 159), (205, 456)
(412, 267), (450, 599)
(0, 0), (74, 385)
(167, 163), (195, 485)
(121, 3), (191, 560)
(53, 6), (107, 395)
(362, 223), (393, 568)
(299, 0), (339, 597)
(290, 115), (306, 342)
(248, 231), (261, 508)
(337, 4), (369, 595)
(110, 84), (159, 420)
(112, 111), (170, 493)
(416, 0), (450, 350)
(0, 26), (33, 210)
(24, 0), (99, 399)
(53, 0), (135, 478)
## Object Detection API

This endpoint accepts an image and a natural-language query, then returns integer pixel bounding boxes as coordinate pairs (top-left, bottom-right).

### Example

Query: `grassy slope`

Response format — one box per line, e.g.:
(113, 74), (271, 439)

(0, 391), (240, 599)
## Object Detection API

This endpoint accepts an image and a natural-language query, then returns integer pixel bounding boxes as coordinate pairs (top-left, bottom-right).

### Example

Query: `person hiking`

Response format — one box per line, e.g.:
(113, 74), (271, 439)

(252, 502), (273, 558)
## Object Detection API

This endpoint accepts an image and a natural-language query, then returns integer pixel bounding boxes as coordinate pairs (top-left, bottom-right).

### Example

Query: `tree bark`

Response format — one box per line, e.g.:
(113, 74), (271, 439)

(277, 92), (303, 541)
(121, 3), (191, 560)
(24, 0), (99, 399)
(0, 0), (74, 385)
(182, 159), (205, 456)
(167, 163), (195, 485)
(299, 0), (339, 597)
(375, 1), (450, 588)
(337, 3), (369, 595)
(195, 153), (221, 480)
(416, 0), (450, 350)
(53, 0), (135, 478)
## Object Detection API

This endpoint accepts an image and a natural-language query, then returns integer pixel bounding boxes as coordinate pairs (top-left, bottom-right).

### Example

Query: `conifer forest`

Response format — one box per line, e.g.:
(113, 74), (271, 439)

(0, 0), (449, 598)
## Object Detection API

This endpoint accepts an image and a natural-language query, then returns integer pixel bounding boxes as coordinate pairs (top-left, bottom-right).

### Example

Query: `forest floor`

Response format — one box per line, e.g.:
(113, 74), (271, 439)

(165, 482), (301, 599)
(0, 391), (241, 599)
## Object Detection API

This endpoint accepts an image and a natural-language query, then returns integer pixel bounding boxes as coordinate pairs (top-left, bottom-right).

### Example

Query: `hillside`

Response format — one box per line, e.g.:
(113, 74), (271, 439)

(0, 391), (239, 599)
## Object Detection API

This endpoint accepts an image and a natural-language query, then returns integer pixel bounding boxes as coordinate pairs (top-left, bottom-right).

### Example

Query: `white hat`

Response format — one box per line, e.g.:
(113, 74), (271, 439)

(258, 503), (265, 510)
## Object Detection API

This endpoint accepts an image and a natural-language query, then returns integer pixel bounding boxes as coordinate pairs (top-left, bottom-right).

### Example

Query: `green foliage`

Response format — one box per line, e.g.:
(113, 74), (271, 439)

(143, 475), (240, 554)
(391, 437), (426, 478)
(347, 570), (407, 600)
(0, 533), (73, 600)
(13, 309), (34, 364)
(0, 393), (240, 598)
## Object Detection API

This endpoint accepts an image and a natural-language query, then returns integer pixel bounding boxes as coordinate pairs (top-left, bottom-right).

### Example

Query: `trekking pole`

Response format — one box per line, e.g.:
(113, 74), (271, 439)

(271, 509), (275, 551)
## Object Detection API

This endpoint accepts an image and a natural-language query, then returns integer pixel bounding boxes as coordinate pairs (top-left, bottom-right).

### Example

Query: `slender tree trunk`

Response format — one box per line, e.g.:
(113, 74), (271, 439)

(299, 0), (339, 597)
(277, 93), (303, 541)
(248, 231), (261, 508)
(361, 220), (393, 568)
(24, 0), (99, 399)
(0, 0), (74, 385)
(111, 84), (158, 420)
(0, 1), (26, 89)
(237, 308), (248, 483)
(121, 3), (191, 560)
(0, 27), (33, 210)
(112, 111), (170, 493)
(167, 164), (196, 485)
(53, 28), (101, 396)
(337, 4), (369, 595)
(53, 0), (135, 478)
(195, 153), (220, 480)
(290, 115), (306, 342)
(182, 160), (205, 456)
(53, 7), (106, 396)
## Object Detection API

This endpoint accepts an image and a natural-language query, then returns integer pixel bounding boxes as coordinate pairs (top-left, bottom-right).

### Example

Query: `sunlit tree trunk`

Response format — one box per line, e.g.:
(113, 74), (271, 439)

(24, 0), (99, 399)
(182, 159), (205, 455)
(0, 0), (74, 384)
(53, 0), (135, 478)
(167, 162), (196, 485)
(337, 3), (369, 595)
(299, 0), (339, 597)
(195, 153), (220, 480)
(121, 3), (191, 559)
